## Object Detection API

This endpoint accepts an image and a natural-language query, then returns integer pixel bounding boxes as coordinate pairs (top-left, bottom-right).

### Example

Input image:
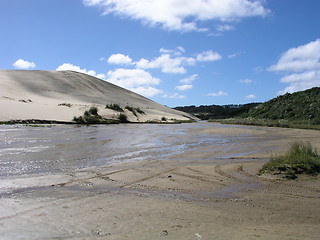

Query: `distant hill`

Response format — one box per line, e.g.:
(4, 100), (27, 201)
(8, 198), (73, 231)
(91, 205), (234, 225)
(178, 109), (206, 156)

(244, 87), (320, 124)
(0, 70), (196, 123)
(174, 103), (260, 120)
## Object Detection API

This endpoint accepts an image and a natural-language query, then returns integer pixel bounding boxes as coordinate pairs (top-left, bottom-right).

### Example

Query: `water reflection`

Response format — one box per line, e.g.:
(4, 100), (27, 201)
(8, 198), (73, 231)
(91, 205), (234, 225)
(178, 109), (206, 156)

(0, 123), (237, 176)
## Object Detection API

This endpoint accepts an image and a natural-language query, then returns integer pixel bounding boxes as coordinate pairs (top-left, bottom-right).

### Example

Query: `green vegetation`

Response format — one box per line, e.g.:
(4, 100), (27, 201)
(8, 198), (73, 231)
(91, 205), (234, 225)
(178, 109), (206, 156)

(135, 107), (145, 115)
(73, 106), (117, 124)
(118, 113), (129, 123)
(0, 119), (71, 125)
(211, 118), (320, 130)
(125, 106), (145, 116)
(179, 87), (320, 130)
(174, 103), (260, 120)
(244, 87), (320, 124)
(106, 104), (124, 112)
(260, 141), (320, 179)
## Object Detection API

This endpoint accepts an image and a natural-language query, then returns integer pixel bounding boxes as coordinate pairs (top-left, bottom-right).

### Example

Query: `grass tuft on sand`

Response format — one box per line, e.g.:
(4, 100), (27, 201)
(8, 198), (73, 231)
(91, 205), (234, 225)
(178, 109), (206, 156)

(73, 106), (118, 124)
(260, 141), (320, 179)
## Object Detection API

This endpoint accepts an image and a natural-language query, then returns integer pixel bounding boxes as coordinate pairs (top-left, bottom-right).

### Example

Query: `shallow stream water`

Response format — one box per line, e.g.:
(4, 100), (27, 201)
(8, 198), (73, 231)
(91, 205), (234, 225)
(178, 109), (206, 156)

(0, 122), (252, 177)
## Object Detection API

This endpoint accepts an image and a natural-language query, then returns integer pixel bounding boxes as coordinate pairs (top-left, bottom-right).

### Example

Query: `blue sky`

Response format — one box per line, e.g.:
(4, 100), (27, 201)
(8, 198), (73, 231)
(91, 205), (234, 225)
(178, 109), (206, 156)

(1, 0), (320, 107)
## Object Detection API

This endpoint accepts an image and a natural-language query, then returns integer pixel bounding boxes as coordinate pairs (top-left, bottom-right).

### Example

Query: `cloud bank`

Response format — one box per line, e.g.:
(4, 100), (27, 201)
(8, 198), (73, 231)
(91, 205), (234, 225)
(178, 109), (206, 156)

(106, 68), (162, 97)
(269, 39), (320, 95)
(108, 48), (221, 74)
(83, 0), (269, 32)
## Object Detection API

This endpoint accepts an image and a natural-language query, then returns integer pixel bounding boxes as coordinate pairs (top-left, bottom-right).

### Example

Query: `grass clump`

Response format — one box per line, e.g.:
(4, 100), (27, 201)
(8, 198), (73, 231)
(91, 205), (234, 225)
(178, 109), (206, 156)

(118, 113), (129, 123)
(73, 107), (107, 124)
(125, 106), (136, 116)
(125, 106), (145, 117)
(106, 104), (123, 112)
(135, 107), (145, 115)
(260, 141), (320, 179)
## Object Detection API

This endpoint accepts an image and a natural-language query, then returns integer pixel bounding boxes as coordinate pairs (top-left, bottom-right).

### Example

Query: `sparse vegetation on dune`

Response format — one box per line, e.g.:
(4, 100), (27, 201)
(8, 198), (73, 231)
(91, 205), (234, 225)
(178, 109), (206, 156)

(106, 104), (124, 112)
(58, 103), (72, 107)
(118, 113), (129, 123)
(260, 141), (320, 179)
(125, 106), (145, 116)
(73, 106), (118, 124)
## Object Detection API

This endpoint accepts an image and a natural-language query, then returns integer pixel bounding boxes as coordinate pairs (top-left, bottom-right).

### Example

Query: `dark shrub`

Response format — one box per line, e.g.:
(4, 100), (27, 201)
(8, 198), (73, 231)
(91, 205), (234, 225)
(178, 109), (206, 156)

(106, 104), (123, 112)
(88, 106), (98, 115)
(118, 113), (129, 123)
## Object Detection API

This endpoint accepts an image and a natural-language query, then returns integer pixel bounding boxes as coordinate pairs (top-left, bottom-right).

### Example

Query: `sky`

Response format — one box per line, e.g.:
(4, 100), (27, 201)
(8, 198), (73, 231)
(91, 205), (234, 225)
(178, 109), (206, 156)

(1, 0), (320, 107)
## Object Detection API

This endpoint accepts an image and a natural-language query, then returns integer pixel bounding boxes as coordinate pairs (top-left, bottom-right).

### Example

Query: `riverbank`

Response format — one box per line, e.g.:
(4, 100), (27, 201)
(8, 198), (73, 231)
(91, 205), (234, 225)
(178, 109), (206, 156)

(210, 118), (320, 130)
(1, 123), (320, 239)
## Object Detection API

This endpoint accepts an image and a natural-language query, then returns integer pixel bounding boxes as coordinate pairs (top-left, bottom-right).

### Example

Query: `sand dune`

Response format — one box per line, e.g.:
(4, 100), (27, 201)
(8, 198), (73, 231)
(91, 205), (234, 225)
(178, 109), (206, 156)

(0, 70), (195, 123)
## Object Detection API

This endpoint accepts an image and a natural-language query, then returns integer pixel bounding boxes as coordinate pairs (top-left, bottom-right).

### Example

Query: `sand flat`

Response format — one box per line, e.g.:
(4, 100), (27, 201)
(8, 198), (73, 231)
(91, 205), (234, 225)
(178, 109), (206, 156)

(1, 123), (320, 239)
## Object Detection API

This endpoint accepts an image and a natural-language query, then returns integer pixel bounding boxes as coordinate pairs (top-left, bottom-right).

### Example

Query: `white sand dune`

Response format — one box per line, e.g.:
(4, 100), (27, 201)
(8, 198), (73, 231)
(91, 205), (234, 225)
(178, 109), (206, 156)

(0, 70), (196, 123)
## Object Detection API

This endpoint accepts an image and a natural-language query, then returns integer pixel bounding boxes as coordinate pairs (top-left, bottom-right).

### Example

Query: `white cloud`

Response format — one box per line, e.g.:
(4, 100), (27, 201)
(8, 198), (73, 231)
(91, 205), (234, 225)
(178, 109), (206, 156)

(106, 48), (220, 75)
(13, 59), (36, 69)
(130, 86), (163, 97)
(107, 53), (133, 65)
(240, 78), (253, 84)
(245, 94), (256, 99)
(96, 73), (107, 79)
(216, 24), (235, 32)
(196, 50), (222, 62)
(135, 53), (195, 74)
(106, 68), (162, 97)
(269, 39), (320, 94)
(269, 39), (320, 72)
(83, 0), (269, 32)
(175, 74), (197, 91)
(277, 71), (320, 95)
(56, 63), (106, 79)
(162, 93), (186, 99)
(160, 46), (185, 56)
(207, 91), (227, 97)
(280, 71), (320, 83)
(175, 84), (193, 91)
(180, 74), (198, 84)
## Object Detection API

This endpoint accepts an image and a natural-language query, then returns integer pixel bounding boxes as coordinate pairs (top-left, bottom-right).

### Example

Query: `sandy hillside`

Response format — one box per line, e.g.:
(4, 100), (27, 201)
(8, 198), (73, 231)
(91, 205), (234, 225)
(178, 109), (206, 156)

(0, 70), (195, 122)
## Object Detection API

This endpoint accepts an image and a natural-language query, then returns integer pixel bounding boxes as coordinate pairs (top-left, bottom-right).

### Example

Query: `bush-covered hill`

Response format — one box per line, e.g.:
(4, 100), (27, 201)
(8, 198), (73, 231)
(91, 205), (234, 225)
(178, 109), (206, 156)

(174, 103), (260, 120)
(244, 87), (320, 124)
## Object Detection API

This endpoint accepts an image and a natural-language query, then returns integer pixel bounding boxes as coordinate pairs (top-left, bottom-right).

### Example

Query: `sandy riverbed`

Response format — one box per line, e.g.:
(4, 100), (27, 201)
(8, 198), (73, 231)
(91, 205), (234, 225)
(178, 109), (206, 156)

(1, 124), (320, 239)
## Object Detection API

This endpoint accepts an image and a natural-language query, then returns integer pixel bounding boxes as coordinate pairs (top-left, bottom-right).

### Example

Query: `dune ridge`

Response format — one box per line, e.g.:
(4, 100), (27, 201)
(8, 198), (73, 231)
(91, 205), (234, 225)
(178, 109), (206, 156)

(0, 70), (195, 123)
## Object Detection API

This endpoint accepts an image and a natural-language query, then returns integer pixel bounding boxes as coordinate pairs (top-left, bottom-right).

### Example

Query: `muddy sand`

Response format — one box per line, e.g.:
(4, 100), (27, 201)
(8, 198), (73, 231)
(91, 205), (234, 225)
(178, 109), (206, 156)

(1, 123), (320, 239)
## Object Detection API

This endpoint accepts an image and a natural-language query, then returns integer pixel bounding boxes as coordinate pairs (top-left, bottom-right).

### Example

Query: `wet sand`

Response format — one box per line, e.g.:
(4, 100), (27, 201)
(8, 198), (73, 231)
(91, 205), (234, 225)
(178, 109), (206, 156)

(1, 123), (320, 239)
